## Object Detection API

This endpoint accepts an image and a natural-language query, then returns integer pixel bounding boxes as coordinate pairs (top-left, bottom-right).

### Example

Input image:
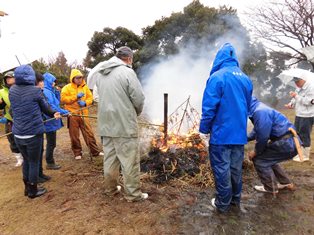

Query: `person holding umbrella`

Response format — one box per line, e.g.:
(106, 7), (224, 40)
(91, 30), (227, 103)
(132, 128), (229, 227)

(285, 75), (314, 162)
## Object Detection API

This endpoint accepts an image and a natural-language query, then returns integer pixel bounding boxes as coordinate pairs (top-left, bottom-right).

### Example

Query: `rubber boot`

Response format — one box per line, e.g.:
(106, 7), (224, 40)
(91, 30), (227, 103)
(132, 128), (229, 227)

(293, 147), (305, 162)
(23, 179), (29, 196)
(28, 183), (47, 199)
(303, 147), (310, 161)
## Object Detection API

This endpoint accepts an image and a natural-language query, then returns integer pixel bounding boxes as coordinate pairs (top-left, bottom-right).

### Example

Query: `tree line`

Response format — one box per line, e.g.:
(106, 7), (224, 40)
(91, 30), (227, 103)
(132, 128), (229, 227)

(1, 0), (313, 107)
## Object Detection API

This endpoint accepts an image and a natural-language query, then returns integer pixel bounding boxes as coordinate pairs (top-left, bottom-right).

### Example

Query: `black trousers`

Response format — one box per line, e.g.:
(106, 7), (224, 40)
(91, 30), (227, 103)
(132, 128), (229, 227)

(39, 131), (57, 176)
(295, 116), (314, 147)
(45, 131), (57, 164)
(5, 121), (20, 153)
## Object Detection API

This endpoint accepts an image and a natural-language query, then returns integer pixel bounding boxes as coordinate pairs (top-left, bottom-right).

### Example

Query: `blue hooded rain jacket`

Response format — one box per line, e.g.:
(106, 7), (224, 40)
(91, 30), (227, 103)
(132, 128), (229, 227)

(248, 96), (297, 155)
(199, 43), (253, 145)
(43, 72), (68, 132)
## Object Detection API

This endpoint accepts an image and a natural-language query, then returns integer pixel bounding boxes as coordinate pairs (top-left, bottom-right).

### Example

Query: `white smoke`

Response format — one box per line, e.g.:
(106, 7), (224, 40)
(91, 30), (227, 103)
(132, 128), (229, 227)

(140, 33), (248, 123)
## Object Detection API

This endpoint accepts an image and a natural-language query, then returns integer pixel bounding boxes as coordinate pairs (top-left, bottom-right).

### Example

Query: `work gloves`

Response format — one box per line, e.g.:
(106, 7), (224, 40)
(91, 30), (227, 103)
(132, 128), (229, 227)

(0, 117), (8, 124)
(77, 92), (85, 99)
(78, 100), (86, 107)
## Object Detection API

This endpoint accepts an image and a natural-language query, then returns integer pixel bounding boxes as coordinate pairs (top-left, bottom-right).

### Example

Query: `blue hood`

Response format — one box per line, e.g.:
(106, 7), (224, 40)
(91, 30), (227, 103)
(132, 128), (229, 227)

(14, 65), (35, 85)
(210, 43), (239, 76)
(43, 72), (56, 91)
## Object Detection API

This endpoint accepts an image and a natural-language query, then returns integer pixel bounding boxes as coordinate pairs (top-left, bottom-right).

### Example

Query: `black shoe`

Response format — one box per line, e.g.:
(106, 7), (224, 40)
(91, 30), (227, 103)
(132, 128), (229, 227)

(46, 163), (61, 170)
(28, 183), (47, 199)
(23, 180), (29, 196)
(38, 174), (51, 183)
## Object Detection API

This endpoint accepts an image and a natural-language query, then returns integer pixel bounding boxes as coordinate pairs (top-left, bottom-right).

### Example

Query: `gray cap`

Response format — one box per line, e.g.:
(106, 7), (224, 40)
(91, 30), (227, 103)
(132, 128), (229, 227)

(116, 46), (133, 59)
(4, 71), (14, 78)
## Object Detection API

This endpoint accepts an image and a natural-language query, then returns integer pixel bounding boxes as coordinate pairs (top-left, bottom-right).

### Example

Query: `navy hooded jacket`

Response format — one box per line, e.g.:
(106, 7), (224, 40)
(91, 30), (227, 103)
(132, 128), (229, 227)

(9, 65), (56, 136)
(199, 43), (253, 144)
(43, 72), (68, 132)
(247, 96), (296, 155)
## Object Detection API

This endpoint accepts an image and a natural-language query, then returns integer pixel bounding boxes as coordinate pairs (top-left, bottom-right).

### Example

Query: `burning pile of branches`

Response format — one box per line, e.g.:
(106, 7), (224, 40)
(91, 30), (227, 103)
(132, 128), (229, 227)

(140, 132), (215, 187)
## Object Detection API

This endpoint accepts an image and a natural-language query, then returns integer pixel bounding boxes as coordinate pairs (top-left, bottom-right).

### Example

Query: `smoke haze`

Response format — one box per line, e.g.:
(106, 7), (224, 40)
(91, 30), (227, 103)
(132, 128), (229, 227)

(140, 34), (248, 123)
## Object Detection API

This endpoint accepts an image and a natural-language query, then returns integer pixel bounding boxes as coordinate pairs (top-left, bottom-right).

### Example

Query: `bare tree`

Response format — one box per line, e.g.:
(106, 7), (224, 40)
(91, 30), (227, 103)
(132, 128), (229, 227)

(248, 0), (314, 68)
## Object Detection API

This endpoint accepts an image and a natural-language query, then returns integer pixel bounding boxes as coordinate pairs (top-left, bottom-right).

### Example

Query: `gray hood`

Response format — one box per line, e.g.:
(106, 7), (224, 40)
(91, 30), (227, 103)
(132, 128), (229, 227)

(87, 56), (128, 89)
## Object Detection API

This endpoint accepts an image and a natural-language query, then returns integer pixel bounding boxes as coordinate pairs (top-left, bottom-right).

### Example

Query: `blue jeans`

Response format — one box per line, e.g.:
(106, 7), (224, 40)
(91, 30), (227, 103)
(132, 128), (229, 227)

(210, 144), (244, 212)
(14, 134), (43, 184)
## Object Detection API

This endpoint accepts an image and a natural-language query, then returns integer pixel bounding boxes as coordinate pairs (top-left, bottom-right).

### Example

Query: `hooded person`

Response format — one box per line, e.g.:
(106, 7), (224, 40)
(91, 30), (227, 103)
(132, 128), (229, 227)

(248, 96), (300, 194)
(90, 46), (148, 202)
(199, 43), (253, 213)
(9, 64), (61, 199)
(60, 69), (102, 160)
(0, 71), (23, 167)
(42, 72), (69, 169)
(285, 76), (314, 162)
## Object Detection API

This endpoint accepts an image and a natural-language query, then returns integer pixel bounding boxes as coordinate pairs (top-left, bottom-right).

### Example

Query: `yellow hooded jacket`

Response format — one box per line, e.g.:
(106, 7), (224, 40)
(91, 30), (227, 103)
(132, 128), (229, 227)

(60, 69), (93, 115)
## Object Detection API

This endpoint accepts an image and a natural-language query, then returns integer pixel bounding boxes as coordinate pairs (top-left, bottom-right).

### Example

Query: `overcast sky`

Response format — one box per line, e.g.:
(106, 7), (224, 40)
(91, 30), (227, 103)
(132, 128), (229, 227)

(0, 0), (259, 65)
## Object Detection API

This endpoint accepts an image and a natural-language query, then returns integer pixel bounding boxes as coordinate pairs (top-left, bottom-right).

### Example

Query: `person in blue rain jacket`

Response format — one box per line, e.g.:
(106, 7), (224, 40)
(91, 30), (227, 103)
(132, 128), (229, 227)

(42, 72), (69, 170)
(200, 43), (253, 213)
(247, 96), (300, 194)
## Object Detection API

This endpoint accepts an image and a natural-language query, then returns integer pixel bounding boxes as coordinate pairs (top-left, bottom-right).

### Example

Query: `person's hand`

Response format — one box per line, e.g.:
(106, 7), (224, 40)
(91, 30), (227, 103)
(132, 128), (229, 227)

(54, 112), (61, 120)
(77, 92), (85, 99)
(248, 151), (256, 160)
(78, 100), (86, 107)
(60, 109), (70, 116)
(289, 91), (297, 98)
(0, 98), (3, 104)
(0, 117), (7, 124)
(284, 103), (293, 109)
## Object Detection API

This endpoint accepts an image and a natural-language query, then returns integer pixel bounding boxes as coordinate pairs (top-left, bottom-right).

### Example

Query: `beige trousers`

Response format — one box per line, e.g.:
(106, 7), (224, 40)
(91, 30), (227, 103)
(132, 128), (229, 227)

(102, 137), (142, 201)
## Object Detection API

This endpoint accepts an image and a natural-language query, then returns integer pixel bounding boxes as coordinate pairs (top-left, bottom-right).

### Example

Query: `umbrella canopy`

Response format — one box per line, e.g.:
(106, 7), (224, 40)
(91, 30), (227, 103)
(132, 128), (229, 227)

(301, 46), (314, 63)
(277, 68), (314, 86)
(0, 34), (35, 73)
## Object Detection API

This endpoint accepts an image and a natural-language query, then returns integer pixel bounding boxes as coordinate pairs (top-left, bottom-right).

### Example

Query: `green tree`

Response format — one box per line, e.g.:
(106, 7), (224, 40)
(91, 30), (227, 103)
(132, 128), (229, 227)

(84, 27), (143, 69)
(140, 1), (242, 64)
(32, 52), (72, 87)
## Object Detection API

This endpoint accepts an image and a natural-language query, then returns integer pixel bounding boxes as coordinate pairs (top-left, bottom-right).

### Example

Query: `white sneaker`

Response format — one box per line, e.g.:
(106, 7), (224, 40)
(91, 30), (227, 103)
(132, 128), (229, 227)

(117, 185), (122, 192)
(75, 155), (82, 160)
(277, 183), (295, 190)
(211, 198), (217, 209)
(293, 155), (303, 162)
(98, 152), (104, 156)
(141, 193), (148, 200)
(15, 154), (23, 167)
(254, 185), (278, 194)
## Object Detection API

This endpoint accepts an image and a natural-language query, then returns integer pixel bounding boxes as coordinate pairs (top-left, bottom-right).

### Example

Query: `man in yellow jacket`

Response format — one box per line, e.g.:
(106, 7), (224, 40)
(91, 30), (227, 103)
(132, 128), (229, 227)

(61, 69), (102, 160)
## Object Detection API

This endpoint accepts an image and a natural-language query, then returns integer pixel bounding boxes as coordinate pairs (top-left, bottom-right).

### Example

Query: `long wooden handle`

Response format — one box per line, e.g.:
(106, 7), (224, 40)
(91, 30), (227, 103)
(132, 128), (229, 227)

(289, 128), (304, 161)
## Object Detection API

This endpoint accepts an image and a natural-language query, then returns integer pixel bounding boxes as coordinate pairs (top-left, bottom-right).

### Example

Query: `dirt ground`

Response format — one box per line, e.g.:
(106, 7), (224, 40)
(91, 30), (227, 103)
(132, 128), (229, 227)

(0, 109), (314, 235)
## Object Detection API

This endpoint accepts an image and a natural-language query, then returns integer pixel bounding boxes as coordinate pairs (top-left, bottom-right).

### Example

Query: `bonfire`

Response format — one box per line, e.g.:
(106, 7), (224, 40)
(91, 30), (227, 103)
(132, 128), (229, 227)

(140, 96), (215, 187)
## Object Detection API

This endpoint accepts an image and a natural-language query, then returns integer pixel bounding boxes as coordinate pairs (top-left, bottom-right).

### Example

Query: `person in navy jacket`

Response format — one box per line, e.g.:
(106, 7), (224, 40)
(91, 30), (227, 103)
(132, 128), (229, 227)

(9, 65), (61, 199)
(43, 72), (69, 170)
(248, 96), (299, 194)
(200, 43), (253, 212)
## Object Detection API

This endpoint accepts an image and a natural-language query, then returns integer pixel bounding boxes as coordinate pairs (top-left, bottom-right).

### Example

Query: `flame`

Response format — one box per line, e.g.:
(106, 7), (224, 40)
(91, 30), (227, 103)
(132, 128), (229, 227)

(151, 129), (207, 153)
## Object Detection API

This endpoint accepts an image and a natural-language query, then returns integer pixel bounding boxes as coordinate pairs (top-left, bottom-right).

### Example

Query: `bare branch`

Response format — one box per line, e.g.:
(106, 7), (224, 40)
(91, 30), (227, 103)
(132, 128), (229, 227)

(247, 0), (314, 62)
